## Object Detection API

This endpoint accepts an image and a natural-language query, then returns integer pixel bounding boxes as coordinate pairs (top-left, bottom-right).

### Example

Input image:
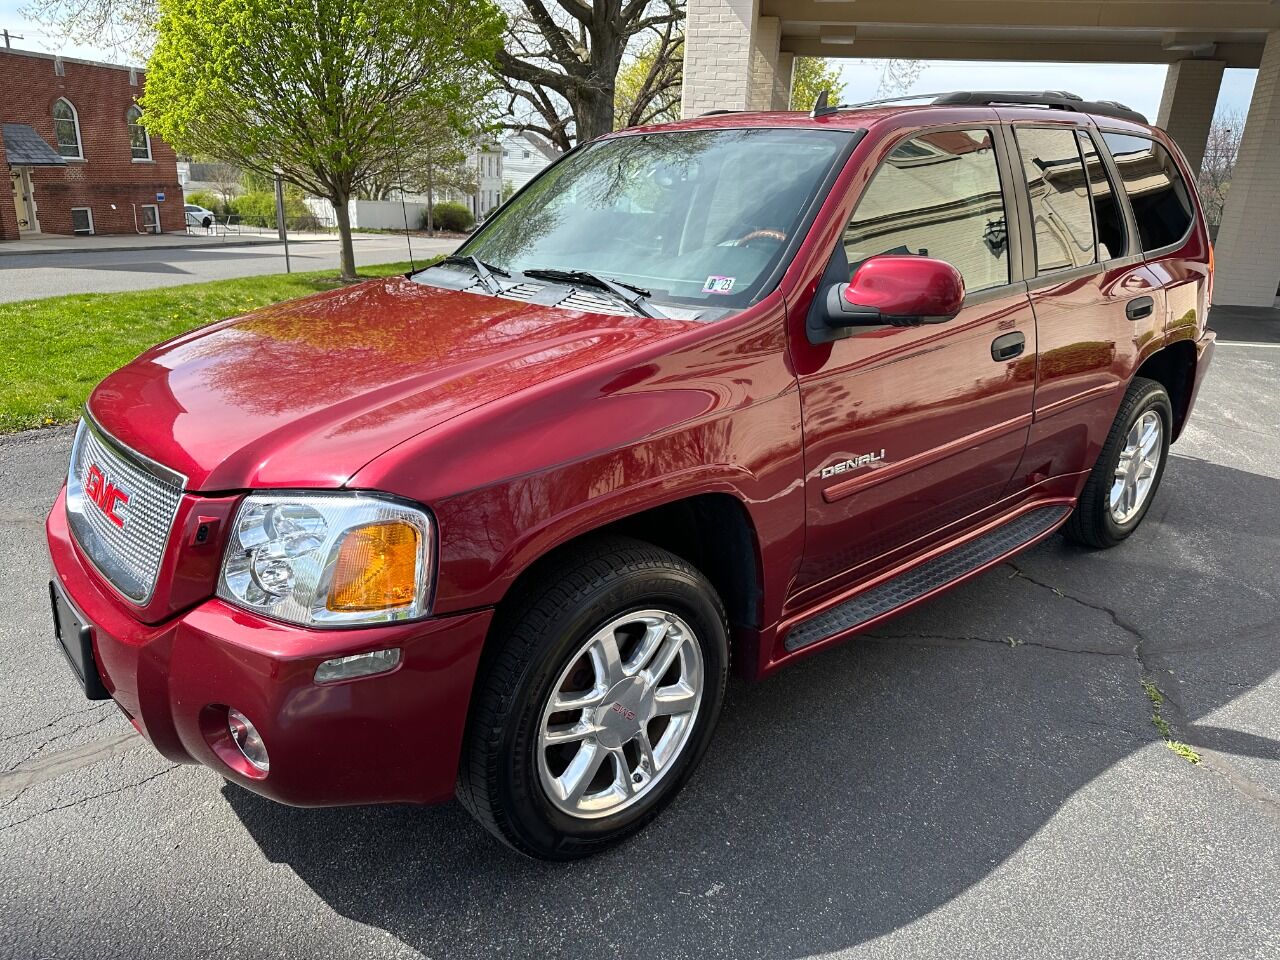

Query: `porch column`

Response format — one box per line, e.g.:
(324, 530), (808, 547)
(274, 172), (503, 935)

(748, 15), (781, 111)
(773, 52), (795, 110)
(1156, 58), (1226, 176)
(1214, 30), (1280, 307)
(681, 0), (759, 118)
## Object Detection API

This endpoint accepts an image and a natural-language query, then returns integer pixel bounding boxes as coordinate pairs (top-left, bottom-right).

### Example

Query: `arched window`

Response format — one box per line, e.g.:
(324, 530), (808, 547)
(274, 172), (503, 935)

(53, 98), (82, 159)
(126, 105), (151, 161)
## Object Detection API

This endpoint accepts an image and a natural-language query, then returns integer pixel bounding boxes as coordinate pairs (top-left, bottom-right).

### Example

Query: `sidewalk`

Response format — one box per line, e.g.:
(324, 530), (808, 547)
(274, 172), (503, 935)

(0, 230), (385, 257)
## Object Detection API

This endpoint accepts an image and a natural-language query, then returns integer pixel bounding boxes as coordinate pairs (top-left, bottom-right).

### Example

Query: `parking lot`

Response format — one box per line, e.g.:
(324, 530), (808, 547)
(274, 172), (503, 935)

(1, 309), (1276, 960)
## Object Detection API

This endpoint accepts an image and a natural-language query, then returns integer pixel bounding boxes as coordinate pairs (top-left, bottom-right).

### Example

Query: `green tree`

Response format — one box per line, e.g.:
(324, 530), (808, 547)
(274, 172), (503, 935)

(790, 57), (844, 111)
(141, 0), (503, 279)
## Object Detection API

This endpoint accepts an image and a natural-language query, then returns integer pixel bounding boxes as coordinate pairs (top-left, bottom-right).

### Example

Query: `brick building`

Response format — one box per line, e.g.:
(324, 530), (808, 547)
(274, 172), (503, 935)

(2, 46), (182, 242)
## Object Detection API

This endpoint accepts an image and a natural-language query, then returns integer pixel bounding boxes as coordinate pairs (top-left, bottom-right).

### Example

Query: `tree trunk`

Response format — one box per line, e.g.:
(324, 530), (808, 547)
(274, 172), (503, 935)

(332, 191), (357, 280)
(576, 87), (616, 143)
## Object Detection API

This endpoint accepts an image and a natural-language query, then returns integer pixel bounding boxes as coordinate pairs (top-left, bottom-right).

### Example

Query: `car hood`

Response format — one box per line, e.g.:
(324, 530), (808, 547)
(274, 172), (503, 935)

(87, 276), (699, 491)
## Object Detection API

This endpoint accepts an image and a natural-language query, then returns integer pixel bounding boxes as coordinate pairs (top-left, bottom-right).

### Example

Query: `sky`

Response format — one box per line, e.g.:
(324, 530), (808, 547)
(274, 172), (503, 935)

(0, 0), (1260, 121)
(836, 59), (1258, 122)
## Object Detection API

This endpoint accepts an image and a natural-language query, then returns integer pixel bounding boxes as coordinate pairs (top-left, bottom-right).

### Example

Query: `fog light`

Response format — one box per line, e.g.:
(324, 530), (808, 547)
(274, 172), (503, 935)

(227, 708), (270, 773)
(314, 648), (402, 684)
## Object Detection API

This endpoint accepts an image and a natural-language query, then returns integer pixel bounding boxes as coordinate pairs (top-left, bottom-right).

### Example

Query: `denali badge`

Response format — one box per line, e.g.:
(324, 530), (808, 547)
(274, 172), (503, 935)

(822, 450), (885, 480)
(84, 463), (130, 528)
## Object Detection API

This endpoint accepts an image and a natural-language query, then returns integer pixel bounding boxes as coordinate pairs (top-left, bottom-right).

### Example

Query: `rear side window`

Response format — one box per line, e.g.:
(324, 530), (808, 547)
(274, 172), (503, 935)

(842, 128), (1010, 293)
(1077, 132), (1127, 260)
(1014, 127), (1097, 274)
(1102, 133), (1195, 251)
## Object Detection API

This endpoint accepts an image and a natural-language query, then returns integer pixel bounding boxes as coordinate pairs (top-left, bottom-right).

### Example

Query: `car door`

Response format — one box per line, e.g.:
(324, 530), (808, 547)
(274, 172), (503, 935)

(792, 125), (1037, 605)
(1003, 123), (1166, 487)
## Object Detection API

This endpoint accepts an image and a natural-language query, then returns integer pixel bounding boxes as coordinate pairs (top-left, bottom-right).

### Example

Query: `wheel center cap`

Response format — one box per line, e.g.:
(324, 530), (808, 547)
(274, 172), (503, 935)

(593, 676), (649, 749)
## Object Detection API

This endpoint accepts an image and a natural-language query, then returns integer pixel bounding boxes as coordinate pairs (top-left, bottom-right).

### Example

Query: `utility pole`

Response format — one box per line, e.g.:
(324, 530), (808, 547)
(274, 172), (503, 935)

(273, 170), (291, 273)
(2, 29), (26, 48)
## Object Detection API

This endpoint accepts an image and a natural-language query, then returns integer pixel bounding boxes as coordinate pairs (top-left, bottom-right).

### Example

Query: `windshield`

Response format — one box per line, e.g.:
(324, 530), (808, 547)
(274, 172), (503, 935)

(452, 128), (854, 311)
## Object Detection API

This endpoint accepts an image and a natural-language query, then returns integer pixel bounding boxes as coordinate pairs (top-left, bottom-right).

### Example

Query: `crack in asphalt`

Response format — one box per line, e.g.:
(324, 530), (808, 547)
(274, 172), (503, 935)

(0, 763), (179, 834)
(4, 710), (120, 773)
(1005, 562), (1280, 820)
(0, 730), (142, 801)
(865, 630), (1131, 658)
(0, 702), (107, 744)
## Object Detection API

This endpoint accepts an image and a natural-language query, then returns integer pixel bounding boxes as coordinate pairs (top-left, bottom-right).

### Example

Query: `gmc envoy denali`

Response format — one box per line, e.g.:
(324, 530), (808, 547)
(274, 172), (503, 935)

(47, 91), (1215, 859)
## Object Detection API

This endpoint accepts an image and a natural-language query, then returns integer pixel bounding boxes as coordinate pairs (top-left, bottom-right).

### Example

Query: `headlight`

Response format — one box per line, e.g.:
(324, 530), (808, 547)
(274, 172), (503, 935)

(217, 492), (434, 627)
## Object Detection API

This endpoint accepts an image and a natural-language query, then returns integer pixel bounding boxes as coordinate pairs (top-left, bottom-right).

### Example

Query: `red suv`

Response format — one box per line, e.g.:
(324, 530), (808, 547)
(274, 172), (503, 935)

(47, 91), (1214, 859)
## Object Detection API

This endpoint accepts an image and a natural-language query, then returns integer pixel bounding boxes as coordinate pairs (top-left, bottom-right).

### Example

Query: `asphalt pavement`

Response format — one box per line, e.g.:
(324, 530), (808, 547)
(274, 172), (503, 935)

(0, 234), (459, 302)
(0, 309), (1276, 959)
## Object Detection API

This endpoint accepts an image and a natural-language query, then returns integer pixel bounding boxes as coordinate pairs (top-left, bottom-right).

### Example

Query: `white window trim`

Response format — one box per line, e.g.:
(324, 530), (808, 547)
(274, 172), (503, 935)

(53, 97), (83, 160)
(70, 207), (95, 235)
(140, 203), (161, 234)
(127, 105), (153, 162)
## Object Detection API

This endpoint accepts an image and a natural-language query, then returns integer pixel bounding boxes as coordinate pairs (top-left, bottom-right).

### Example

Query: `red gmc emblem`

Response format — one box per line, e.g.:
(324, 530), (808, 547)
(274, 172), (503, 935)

(84, 463), (129, 528)
(611, 702), (638, 723)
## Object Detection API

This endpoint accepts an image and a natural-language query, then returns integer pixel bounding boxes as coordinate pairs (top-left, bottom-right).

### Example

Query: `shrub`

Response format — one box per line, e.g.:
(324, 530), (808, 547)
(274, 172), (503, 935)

(227, 191), (311, 227)
(422, 201), (474, 233)
(183, 189), (223, 213)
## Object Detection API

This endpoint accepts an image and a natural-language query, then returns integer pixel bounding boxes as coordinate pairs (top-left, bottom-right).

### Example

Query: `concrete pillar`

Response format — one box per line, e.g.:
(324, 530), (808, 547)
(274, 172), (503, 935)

(748, 16), (781, 111)
(1156, 58), (1226, 176)
(773, 52), (795, 110)
(1214, 30), (1280, 308)
(681, 0), (759, 118)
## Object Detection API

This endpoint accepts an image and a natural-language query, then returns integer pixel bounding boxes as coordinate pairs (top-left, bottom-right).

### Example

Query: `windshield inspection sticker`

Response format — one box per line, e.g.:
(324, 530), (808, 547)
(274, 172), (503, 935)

(702, 275), (736, 295)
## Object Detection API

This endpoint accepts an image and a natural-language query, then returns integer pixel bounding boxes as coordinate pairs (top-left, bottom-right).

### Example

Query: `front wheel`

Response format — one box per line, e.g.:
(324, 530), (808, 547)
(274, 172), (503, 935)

(458, 537), (729, 860)
(1064, 376), (1172, 548)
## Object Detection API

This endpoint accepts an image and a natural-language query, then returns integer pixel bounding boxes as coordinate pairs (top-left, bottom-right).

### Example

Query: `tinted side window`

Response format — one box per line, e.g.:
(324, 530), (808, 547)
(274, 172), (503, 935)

(1014, 127), (1097, 274)
(1078, 131), (1127, 260)
(1102, 133), (1194, 251)
(843, 128), (1009, 293)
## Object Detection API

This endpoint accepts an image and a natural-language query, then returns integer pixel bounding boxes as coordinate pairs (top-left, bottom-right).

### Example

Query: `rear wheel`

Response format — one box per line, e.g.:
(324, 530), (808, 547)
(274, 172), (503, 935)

(1064, 377), (1172, 548)
(458, 537), (729, 860)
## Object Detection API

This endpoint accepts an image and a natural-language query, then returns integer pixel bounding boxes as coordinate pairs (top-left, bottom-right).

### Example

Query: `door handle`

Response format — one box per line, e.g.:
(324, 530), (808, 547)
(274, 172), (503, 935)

(991, 331), (1025, 361)
(1126, 295), (1155, 321)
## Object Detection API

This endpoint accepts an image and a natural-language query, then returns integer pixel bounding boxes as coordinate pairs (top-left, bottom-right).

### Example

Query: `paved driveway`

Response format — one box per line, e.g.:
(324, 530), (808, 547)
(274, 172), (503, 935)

(0, 313), (1276, 960)
(0, 235), (458, 303)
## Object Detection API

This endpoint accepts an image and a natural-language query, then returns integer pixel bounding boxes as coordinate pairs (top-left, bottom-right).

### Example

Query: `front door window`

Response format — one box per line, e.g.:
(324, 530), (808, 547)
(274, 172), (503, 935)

(142, 204), (161, 234)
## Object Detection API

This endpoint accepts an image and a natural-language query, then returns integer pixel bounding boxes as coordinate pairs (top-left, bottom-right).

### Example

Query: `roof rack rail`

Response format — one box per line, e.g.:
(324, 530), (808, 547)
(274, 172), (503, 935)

(931, 91), (1148, 125)
(698, 109), (739, 117)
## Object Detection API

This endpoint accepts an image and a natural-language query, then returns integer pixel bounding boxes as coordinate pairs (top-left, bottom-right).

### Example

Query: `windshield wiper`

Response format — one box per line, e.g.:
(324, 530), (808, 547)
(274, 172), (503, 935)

(438, 254), (509, 295)
(522, 268), (664, 319)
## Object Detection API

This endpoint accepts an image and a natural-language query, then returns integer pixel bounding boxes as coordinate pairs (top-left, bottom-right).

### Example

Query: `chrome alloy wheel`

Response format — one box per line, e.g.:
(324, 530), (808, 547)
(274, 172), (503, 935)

(1110, 410), (1163, 524)
(536, 610), (704, 819)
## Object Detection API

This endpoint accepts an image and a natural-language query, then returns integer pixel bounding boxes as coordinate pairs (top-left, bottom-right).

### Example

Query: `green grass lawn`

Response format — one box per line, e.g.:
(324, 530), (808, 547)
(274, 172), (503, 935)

(0, 261), (420, 434)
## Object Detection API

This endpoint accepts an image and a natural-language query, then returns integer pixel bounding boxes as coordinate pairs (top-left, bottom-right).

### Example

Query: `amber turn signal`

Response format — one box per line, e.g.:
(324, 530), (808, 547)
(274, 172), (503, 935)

(326, 521), (421, 612)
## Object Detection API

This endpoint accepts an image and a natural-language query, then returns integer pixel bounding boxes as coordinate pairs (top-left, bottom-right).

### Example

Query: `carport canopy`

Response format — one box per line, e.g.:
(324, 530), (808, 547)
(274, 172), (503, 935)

(3, 124), (67, 166)
(681, 1), (1280, 308)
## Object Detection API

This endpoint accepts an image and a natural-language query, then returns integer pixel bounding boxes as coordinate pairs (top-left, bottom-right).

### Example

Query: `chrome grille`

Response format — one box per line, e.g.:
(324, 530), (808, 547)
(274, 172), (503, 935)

(65, 418), (185, 604)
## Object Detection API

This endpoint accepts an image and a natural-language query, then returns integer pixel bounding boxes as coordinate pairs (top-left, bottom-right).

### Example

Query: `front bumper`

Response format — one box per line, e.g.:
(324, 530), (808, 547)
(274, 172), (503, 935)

(47, 489), (492, 806)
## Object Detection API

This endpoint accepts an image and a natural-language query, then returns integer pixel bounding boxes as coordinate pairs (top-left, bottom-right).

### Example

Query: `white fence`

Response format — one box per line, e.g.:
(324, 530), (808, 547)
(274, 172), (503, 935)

(303, 198), (432, 231)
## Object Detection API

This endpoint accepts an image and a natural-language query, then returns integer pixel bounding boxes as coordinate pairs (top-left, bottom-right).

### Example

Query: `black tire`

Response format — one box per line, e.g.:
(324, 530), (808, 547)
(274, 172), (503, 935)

(458, 536), (729, 860)
(1064, 376), (1173, 549)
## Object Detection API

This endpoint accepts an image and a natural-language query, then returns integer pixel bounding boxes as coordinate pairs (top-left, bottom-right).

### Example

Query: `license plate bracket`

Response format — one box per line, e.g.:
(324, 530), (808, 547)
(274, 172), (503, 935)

(49, 580), (111, 701)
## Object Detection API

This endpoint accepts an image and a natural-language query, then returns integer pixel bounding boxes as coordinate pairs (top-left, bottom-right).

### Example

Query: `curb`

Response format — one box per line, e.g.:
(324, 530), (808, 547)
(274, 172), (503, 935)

(0, 235), (386, 258)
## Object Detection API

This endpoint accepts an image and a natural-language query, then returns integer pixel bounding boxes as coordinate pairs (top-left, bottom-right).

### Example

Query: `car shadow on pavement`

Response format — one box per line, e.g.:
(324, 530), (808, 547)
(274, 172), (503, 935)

(223, 455), (1280, 960)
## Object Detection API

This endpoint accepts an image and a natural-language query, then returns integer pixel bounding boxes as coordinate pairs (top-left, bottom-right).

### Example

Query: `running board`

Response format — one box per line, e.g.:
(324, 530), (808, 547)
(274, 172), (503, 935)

(783, 505), (1071, 652)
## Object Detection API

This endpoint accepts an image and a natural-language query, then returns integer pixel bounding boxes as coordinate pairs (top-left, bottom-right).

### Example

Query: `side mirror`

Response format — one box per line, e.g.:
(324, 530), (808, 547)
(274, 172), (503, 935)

(824, 255), (965, 328)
